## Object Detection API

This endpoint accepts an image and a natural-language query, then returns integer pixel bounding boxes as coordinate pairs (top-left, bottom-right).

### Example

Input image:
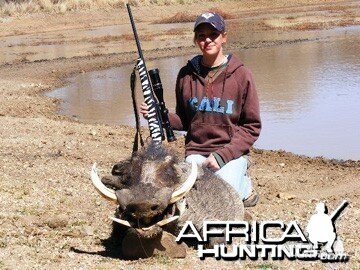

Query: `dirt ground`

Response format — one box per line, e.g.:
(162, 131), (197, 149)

(0, 0), (359, 269)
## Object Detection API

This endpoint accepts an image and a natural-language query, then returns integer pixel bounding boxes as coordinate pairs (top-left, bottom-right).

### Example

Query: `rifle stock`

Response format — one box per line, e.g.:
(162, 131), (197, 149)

(127, 4), (176, 143)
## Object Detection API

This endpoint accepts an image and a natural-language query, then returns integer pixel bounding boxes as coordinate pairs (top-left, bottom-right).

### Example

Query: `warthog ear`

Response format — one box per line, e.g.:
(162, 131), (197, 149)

(101, 175), (127, 190)
(112, 160), (131, 176)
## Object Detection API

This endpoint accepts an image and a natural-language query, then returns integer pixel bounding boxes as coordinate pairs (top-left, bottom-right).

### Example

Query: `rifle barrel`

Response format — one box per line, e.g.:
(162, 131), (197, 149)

(126, 4), (144, 60)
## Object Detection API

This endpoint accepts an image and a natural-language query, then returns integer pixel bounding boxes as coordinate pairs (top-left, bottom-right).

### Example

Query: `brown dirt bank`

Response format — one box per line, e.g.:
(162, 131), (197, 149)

(0, 1), (359, 269)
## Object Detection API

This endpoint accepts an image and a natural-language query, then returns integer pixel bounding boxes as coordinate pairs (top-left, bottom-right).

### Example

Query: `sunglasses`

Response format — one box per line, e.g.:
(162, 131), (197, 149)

(195, 31), (221, 41)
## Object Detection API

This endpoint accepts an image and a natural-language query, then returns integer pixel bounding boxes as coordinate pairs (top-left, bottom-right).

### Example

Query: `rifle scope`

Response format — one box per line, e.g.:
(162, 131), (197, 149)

(149, 68), (176, 142)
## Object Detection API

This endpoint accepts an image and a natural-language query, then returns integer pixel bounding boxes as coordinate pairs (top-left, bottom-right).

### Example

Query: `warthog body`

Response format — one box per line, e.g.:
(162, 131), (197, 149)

(91, 142), (244, 258)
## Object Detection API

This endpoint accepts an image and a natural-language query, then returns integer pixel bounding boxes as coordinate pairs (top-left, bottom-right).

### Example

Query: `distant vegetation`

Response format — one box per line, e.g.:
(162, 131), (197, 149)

(0, 0), (224, 17)
(154, 7), (234, 24)
(0, 0), (125, 17)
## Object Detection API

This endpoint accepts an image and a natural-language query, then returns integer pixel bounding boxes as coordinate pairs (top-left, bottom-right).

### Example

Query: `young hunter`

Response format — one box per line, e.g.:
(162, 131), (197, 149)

(140, 12), (261, 207)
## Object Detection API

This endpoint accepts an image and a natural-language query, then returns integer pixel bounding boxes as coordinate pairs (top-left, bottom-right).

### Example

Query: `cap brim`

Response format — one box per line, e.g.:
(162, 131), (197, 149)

(193, 22), (221, 32)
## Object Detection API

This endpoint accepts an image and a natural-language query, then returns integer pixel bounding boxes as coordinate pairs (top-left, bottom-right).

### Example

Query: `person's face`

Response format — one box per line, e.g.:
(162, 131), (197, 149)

(194, 24), (227, 57)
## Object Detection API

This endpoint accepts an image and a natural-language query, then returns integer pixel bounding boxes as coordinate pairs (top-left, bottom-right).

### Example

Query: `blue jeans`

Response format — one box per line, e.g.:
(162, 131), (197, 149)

(185, 154), (252, 200)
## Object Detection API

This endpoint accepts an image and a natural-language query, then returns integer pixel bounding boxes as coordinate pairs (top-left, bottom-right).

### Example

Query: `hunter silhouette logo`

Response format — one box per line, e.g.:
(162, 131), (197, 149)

(306, 200), (348, 253)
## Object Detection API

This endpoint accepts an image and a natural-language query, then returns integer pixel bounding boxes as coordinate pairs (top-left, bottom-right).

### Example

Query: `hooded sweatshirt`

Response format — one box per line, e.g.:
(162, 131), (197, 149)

(169, 54), (261, 163)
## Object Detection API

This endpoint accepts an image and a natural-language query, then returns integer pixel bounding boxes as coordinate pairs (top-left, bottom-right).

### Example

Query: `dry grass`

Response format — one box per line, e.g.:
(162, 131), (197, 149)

(208, 7), (234, 20)
(317, 5), (351, 13)
(19, 33), (154, 46)
(118, 33), (154, 41)
(155, 7), (233, 24)
(155, 12), (196, 24)
(0, 0), (226, 17)
(120, 33), (135, 41)
(0, 0), (127, 16)
(83, 34), (124, 43)
(288, 18), (358, 30)
(165, 27), (188, 35)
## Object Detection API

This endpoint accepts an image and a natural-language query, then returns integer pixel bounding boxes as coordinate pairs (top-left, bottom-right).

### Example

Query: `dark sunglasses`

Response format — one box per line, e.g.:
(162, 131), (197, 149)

(196, 31), (221, 41)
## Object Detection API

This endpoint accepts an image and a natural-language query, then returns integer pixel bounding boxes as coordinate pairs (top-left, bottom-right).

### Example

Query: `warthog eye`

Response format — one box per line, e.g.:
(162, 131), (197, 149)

(151, 205), (158, 211)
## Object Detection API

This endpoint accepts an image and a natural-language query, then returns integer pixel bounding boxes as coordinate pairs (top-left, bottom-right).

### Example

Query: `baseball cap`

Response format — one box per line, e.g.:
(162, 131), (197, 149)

(193, 12), (225, 32)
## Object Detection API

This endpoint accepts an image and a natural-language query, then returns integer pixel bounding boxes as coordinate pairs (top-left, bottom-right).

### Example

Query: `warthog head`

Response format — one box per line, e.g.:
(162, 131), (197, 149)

(91, 142), (197, 236)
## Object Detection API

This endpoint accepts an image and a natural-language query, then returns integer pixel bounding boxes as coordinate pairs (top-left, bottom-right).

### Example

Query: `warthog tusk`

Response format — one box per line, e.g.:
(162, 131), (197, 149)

(110, 215), (179, 230)
(141, 215), (180, 231)
(109, 216), (131, 227)
(90, 163), (118, 203)
(170, 160), (197, 203)
(156, 215), (179, 227)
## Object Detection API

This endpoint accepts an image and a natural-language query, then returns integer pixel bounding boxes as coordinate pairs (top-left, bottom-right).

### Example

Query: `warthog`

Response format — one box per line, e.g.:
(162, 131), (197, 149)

(91, 142), (244, 258)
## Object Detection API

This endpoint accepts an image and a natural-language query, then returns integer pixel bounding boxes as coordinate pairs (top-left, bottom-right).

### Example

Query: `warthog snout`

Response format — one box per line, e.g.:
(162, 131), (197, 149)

(127, 200), (163, 219)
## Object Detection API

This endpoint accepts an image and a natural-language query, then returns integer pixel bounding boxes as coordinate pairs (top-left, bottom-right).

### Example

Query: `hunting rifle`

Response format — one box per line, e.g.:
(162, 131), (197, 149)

(127, 4), (176, 143)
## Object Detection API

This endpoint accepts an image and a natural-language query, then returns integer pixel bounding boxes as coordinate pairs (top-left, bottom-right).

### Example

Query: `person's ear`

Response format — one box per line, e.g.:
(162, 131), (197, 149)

(222, 32), (228, 44)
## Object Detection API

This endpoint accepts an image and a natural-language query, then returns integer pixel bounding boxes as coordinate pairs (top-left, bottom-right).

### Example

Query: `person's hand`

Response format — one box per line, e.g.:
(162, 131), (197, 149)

(203, 153), (220, 171)
(139, 102), (149, 120)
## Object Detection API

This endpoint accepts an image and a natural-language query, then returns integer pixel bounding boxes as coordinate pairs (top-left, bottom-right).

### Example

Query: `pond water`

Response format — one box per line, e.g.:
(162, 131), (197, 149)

(47, 26), (360, 161)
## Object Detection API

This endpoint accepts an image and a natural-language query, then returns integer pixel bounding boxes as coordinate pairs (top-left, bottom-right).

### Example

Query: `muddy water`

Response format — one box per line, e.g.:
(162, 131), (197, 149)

(47, 27), (360, 160)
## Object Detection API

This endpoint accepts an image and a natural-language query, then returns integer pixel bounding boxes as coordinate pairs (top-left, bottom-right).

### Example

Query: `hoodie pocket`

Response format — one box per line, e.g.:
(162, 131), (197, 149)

(186, 122), (232, 148)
